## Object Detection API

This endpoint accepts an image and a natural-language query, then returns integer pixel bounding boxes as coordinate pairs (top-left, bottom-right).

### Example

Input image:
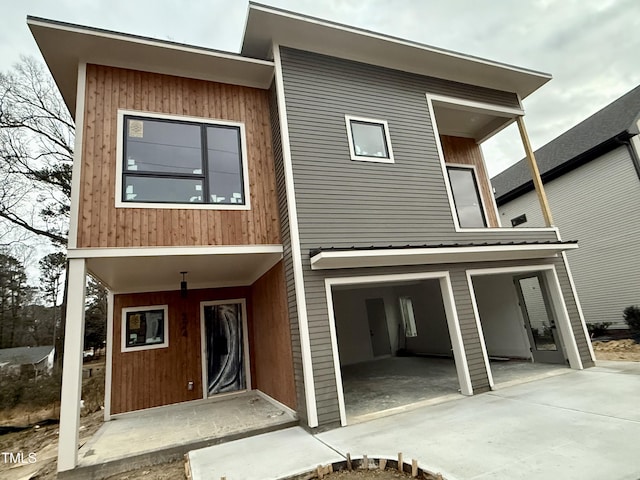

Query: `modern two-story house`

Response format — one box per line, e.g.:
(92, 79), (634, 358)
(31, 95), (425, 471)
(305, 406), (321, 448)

(29, 3), (595, 475)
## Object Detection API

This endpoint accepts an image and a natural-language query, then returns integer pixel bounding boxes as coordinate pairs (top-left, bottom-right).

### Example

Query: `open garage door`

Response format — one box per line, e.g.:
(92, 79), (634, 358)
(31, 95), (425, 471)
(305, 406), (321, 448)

(329, 277), (467, 423)
(469, 268), (572, 387)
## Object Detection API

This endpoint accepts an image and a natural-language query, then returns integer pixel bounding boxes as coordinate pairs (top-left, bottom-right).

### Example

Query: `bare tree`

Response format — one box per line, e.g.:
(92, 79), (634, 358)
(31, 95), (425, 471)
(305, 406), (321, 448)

(0, 56), (73, 245)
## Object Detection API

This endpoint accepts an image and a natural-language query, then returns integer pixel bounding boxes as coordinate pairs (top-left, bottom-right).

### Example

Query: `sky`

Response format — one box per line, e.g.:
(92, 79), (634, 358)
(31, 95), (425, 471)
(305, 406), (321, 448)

(2, 0), (640, 173)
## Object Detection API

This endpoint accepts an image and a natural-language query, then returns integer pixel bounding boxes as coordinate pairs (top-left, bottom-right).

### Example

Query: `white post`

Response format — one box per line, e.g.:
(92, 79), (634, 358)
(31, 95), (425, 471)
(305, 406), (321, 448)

(57, 258), (87, 472)
(104, 291), (114, 421)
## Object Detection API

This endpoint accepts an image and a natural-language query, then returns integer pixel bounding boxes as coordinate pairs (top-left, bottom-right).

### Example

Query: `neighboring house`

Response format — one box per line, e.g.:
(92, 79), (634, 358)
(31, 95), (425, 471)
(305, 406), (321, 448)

(0, 345), (55, 376)
(493, 85), (640, 329)
(28, 3), (595, 474)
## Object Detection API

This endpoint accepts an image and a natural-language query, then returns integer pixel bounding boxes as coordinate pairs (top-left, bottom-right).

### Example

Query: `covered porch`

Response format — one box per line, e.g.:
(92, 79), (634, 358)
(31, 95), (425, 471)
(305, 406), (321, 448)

(59, 245), (297, 474)
(64, 392), (297, 479)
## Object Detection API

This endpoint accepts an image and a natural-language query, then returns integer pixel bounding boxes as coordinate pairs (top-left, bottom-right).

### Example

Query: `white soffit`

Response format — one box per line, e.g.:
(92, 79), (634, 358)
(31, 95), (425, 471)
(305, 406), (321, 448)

(310, 244), (578, 270)
(72, 246), (283, 293)
(241, 3), (551, 99)
(27, 17), (275, 117)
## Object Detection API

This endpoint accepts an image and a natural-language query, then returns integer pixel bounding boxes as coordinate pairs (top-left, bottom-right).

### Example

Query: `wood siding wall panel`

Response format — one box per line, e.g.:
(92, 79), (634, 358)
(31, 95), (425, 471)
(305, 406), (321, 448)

(111, 286), (252, 414)
(78, 64), (280, 248)
(250, 261), (297, 409)
(440, 135), (499, 227)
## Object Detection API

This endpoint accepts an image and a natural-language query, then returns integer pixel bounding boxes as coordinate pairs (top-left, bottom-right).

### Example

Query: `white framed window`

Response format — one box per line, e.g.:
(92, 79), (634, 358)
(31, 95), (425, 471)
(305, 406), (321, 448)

(115, 110), (250, 210)
(121, 305), (169, 352)
(344, 115), (394, 163)
(446, 164), (488, 228)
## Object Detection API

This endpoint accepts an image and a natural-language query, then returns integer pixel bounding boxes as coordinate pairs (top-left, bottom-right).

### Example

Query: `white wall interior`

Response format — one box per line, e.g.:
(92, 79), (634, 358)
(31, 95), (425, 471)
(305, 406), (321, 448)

(472, 273), (532, 359)
(332, 279), (452, 366)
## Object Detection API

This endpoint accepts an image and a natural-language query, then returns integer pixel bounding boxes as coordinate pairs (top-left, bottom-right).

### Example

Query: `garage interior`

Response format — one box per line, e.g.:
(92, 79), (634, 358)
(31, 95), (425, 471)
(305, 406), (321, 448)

(332, 274), (569, 422)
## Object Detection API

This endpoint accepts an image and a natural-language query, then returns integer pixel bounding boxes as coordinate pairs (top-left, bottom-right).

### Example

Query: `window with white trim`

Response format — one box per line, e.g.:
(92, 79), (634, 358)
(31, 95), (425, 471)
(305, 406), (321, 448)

(345, 115), (394, 163)
(122, 115), (247, 206)
(447, 165), (487, 228)
(121, 305), (169, 352)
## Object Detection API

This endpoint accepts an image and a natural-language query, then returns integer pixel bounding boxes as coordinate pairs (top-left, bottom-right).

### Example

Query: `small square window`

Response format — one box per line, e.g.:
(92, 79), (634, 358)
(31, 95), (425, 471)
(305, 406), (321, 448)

(345, 115), (394, 163)
(121, 305), (169, 352)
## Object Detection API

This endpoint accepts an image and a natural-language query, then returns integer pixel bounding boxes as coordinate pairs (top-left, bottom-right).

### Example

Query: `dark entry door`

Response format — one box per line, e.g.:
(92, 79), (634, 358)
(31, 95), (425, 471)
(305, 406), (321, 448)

(366, 298), (391, 357)
(203, 302), (246, 396)
(514, 274), (566, 364)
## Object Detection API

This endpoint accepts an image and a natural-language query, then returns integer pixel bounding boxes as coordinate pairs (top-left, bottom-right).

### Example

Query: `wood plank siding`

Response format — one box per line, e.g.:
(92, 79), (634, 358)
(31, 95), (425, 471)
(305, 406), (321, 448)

(440, 135), (499, 227)
(78, 64), (280, 248)
(250, 261), (297, 409)
(111, 261), (292, 414)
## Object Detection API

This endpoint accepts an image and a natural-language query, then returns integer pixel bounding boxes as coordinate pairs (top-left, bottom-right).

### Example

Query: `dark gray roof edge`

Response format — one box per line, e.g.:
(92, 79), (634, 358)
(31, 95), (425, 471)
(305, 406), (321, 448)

(26, 15), (267, 62)
(309, 240), (577, 258)
(495, 132), (633, 205)
(492, 84), (640, 201)
(246, 2), (552, 79)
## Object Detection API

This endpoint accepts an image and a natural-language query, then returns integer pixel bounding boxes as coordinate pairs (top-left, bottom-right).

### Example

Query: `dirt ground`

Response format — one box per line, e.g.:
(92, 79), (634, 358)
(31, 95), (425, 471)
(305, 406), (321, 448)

(592, 338), (640, 361)
(1, 340), (638, 480)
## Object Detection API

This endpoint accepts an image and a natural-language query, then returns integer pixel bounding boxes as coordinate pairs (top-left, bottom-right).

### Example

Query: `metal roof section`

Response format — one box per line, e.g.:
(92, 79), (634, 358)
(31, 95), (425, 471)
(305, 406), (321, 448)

(241, 2), (551, 99)
(309, 240), (578, 270)
(27, 16), (275, 117)
(493, 84), (640, 202)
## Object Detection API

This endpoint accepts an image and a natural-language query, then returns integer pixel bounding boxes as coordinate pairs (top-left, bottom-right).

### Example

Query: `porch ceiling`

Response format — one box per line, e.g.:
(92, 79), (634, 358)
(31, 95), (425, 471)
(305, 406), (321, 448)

(68, 245), (283, 293)
(309, 242), (578, 270)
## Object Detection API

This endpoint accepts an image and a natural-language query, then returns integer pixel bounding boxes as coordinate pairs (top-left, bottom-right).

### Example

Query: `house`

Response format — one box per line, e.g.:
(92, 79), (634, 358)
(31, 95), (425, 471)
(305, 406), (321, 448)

(492, 85), (640, 329)
(0, 345), (55, 376)
(28, 3), (595, 474)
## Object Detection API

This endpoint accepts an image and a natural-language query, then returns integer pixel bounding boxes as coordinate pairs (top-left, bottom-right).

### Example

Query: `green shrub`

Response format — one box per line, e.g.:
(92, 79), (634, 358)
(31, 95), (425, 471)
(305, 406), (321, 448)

(587, 322), (612, 338)
(623, 305), (640, 333)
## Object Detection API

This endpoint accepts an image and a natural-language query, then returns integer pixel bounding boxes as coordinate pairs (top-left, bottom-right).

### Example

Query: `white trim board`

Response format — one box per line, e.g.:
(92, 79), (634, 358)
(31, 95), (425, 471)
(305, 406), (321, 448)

(68, 244), (283, 259)
(115, 109), (251, 211)
(67, 62), (86, 249)
(310, 243), (578, 270)
(324, 270), (472, 427)
(465, 264), (583, 376)
(273, 44), (318, 427)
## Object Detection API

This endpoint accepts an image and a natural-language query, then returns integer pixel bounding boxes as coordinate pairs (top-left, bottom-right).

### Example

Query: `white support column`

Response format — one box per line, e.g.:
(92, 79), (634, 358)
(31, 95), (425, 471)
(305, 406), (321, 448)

(57, 258), (87, 472)
(104, 291), (114, 421)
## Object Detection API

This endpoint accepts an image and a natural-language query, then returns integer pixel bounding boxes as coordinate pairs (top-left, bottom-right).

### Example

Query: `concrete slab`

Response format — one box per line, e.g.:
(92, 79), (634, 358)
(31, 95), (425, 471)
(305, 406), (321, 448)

(317, 364), (640, 480)
(188, 427), (344, 480)
(64, 392), (297, 479)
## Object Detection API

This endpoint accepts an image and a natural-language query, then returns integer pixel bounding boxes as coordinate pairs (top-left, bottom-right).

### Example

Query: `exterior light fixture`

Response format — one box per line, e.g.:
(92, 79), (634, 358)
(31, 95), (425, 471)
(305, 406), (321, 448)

(180, 271), (188, 298)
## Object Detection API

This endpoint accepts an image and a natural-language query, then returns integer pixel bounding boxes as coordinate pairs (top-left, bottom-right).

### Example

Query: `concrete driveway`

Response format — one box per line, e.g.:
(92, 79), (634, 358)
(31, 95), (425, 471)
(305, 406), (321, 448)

(188, 361), (640, 479)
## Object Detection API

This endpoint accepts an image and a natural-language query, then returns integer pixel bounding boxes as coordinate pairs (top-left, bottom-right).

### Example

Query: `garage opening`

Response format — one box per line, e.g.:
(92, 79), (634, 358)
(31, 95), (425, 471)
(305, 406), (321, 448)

(330, 277), (465, 422)
(470, 270), (571, 387)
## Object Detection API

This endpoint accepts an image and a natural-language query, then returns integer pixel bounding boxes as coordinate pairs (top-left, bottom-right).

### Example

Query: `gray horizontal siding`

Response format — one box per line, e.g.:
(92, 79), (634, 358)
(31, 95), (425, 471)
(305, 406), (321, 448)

(279, 47), (531, 249)
(499, 146), (640, 329)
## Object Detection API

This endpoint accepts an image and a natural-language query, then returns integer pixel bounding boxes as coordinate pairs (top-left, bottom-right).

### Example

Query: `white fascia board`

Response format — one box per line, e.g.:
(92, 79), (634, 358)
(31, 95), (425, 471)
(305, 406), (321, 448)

(310, 243), (578, 270)
(67, 245), (283, 259)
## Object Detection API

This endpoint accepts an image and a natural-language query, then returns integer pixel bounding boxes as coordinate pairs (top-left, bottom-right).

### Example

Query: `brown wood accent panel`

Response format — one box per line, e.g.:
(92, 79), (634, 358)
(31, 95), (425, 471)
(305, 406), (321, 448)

(440, 135), (499, 227)
(111, 286), (250, 414)
(78, 64), (280, 248)
(249, 261), (296, 409)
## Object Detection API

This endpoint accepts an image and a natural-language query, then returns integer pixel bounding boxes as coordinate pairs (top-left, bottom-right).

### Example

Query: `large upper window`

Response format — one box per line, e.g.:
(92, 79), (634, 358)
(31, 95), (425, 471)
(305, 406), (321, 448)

(447, 165), (487, 228)
(121, 114), (248, 208)
(345, 115), (394, 163)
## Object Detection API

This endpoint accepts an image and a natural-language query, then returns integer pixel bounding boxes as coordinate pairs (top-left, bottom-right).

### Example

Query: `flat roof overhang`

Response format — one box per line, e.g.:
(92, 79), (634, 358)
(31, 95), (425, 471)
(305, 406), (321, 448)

(309, 242), (578, 270)
(68, 245), (283, 293)
(242, 3), (551, 100)
(27, 17), (275, 117)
